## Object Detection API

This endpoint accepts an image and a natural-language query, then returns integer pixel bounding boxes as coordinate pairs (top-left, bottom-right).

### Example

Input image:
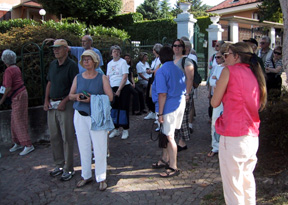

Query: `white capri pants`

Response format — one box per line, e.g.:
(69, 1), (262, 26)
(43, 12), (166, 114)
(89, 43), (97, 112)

(219, 135), (259, 205)
(74, 111), (107, 182)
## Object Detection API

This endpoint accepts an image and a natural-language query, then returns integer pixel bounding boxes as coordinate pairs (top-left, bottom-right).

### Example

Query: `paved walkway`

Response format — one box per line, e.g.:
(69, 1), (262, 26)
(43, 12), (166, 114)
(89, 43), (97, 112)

(0, 84), (222, 204)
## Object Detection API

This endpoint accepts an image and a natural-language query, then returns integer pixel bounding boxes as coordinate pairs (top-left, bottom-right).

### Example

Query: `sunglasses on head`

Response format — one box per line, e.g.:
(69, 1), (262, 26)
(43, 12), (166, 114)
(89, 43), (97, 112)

(173, 44), (183, 48)
(274, 51), (282, 55)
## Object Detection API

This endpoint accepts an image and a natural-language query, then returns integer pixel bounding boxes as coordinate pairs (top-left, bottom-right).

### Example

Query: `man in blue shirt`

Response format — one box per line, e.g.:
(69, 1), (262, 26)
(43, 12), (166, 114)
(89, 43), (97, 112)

(69, 35), (104, 74)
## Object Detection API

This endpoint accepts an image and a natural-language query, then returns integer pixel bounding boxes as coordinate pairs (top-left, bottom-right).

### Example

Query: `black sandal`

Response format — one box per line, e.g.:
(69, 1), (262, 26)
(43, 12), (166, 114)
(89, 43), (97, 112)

(160, 167), (180, 178)
(152, 159), (169, 169)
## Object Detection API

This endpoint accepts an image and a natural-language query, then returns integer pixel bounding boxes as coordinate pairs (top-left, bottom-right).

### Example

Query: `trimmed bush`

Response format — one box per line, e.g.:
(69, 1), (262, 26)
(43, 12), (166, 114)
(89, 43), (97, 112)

(104, 13), (143, 29)
(124, 18), (177, 43)
(0, 19), (39, 33)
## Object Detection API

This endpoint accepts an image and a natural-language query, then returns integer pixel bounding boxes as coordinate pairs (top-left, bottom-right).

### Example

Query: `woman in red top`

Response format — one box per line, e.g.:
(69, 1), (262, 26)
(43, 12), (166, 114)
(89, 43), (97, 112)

(211, 42), (267, 205)
(0, 49), (34, 156)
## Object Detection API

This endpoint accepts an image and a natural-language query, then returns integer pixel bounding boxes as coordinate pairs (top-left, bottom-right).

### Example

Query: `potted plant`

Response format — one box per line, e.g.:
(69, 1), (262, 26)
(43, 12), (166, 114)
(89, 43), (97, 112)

(179, 1), (191, 13)
(209, 13), (220, 24)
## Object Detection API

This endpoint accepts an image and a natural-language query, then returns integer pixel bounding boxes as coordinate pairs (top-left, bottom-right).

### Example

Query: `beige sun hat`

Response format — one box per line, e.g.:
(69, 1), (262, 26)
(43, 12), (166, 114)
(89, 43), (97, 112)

(79, 49), (100, 69)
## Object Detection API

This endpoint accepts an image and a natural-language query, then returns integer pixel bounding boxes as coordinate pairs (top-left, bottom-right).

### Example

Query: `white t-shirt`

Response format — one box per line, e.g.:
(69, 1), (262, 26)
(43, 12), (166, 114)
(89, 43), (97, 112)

(187, 54), (198, 64)
(151, 57), (161, 70)
(136, 61), (151, 84)
(209, 64), (224, 95)
(107, 58), (129, 87)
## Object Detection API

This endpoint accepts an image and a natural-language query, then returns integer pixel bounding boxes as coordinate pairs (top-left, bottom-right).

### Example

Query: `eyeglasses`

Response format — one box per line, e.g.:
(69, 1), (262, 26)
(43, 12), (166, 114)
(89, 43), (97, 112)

(223, 52), (233, 59)
(82, 58), (93, 62)
(173, 44), (182, 48)
(274, 51), (282, 55)
(215, 56), (223, 59)
(260, 42), (267, 45)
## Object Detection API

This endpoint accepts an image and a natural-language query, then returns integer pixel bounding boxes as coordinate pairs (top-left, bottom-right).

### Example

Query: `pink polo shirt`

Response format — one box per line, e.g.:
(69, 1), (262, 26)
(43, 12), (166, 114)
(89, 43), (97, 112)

(215, 63), (261, 137)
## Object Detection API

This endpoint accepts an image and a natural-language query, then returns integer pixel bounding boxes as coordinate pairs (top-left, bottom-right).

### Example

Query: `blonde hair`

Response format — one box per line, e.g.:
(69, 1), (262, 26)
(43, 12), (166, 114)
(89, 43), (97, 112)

(230, 42), (267, 111)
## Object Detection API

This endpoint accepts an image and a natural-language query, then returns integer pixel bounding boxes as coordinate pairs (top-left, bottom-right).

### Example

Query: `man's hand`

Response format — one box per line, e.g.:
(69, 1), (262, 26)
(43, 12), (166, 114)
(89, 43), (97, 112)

(43, 100), (51, 111)
(57, 100), (66, 111)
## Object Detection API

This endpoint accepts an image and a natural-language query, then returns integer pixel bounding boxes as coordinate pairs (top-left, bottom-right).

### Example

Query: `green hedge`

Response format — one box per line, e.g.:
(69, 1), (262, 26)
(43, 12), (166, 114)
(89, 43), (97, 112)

(104, 13), (143, 29)
(0, 19), (39, 33)
(124, 18), (177, 43)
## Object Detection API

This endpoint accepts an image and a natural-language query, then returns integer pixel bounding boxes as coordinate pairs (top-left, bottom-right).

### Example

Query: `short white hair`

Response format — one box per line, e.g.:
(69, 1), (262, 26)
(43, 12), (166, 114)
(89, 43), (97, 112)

(1, 49), (16, 65)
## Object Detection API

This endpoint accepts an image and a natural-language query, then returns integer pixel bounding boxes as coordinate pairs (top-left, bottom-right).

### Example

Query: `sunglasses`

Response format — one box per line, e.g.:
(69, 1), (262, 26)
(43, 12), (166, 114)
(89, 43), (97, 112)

(173, 44), (183, 48)
(260, 42), (267, 45)
(274, 51), (282, 55)
(215, 56), (223, 59)
(223, 52), (233, 58)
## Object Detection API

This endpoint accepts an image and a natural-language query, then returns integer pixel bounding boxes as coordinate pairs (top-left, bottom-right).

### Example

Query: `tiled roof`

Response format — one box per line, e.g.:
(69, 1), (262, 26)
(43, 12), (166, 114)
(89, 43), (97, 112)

(207, 0), (260, 12)
(13, 0), (42, 9)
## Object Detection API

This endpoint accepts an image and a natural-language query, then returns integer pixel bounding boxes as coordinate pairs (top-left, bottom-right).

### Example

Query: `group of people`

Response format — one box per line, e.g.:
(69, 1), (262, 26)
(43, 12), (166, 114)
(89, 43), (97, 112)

(0, 34), (285, 202)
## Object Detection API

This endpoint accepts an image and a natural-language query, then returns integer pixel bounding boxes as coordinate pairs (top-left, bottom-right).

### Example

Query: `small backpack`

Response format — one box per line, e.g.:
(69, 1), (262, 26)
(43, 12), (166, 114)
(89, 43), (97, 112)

(181, 57), (202, 88)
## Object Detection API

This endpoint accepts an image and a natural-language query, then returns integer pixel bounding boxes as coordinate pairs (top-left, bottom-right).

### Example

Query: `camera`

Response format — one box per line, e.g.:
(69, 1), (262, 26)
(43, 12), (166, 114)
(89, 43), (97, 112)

(79, 95), (87, 100)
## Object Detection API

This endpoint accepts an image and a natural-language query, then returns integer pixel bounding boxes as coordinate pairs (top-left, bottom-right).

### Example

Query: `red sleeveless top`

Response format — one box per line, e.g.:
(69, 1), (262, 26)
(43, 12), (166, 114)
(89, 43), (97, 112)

(215, 63), (261, 137)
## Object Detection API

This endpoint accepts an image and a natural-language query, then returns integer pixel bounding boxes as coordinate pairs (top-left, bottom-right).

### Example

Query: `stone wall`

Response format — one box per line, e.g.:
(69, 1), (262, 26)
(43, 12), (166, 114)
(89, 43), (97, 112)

(0, 106), (49, 145)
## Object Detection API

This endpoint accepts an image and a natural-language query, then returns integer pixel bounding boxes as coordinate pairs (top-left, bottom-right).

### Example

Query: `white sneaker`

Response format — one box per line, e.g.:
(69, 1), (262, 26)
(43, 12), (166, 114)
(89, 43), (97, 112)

(19, 145), (35, 156)
(144, 112), (156, 120)
(109, 129), (120, 138)
(121, 130), (129, 140)
(9, 143), (23, 152)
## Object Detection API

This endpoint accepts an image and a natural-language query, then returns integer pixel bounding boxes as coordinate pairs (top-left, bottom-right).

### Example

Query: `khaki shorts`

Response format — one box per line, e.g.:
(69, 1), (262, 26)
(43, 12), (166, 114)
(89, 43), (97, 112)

(162, 95), (185, 137)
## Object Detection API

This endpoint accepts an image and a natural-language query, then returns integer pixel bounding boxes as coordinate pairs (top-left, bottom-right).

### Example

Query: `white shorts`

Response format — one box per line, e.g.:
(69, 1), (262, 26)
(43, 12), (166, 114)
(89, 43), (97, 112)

(162, 95), (186, 137)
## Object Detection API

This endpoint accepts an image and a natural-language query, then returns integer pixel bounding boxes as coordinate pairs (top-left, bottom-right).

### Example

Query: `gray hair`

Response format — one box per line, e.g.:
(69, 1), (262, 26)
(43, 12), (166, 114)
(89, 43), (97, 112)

(261, 36), (271, 44)
(84, 35), (93, 44)
(1, 49), (16, 65)
(183, 40), (192, 51)
(110, 45), (121, 55)
(153, 43), (163, 54)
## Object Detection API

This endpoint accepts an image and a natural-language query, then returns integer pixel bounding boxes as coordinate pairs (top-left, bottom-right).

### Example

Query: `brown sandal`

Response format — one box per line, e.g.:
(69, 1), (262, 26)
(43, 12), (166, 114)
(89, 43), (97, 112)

(160, 167), (180, 178)
(99, 180), (107, 191)
(76, 177), (93, 188)
(207, 151), (218, 157)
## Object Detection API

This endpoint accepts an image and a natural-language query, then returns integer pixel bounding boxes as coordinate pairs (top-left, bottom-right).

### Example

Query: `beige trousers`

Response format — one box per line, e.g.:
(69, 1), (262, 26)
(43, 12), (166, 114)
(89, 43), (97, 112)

(219, 135), (258, 205)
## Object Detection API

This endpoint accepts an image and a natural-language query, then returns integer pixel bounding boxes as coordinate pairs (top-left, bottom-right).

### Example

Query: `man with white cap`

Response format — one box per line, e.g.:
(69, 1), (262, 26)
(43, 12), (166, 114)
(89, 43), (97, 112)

(44, 39), (79, 181)
(69, 35), (104, 74)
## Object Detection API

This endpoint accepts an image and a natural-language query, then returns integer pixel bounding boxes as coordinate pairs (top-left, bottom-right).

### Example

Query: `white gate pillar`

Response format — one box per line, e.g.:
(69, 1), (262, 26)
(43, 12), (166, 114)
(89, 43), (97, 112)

(174, 3), (197, 47)
(206, 16), (224, 68)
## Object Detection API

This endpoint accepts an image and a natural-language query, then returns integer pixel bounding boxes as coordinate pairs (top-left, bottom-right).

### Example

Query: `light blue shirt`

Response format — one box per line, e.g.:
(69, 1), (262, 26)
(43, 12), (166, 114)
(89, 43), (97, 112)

(70, 47), (104, 74)
(91, 95), (114, 131)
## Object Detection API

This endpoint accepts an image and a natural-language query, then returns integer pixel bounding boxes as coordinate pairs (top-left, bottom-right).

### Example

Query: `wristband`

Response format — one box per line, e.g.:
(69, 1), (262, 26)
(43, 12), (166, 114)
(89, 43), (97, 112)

(157, 114), (163, 117)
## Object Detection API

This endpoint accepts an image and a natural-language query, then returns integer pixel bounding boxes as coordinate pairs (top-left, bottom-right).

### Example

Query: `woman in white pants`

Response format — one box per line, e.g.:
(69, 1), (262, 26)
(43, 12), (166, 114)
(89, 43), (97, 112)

(211, 43), (267, 204)
(69, 50), (113, 191)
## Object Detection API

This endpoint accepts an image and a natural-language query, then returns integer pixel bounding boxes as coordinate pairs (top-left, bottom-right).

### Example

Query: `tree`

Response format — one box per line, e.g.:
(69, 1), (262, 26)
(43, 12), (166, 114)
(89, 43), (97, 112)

(160, 0), (171, 19)
(36, 0), (122, 25)
(258, 0), (282, 23)
(171, 0), (210, 17)
(136, 0), (162, 20)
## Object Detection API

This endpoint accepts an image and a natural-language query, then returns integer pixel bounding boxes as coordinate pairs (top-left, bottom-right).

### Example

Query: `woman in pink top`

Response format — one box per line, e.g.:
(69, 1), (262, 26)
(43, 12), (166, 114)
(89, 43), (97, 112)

(211, 42), (267, 205)
(0, 49), (34, 156)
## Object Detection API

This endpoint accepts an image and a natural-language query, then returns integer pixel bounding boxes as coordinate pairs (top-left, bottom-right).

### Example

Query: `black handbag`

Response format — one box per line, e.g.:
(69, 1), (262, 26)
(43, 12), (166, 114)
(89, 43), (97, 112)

(150, 122), (169, 148)
(158, 124), (169, 148)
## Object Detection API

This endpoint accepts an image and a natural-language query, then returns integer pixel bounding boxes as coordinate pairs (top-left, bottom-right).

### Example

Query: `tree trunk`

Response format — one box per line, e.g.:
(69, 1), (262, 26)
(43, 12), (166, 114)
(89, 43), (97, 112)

(279, 0), (288, 79)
